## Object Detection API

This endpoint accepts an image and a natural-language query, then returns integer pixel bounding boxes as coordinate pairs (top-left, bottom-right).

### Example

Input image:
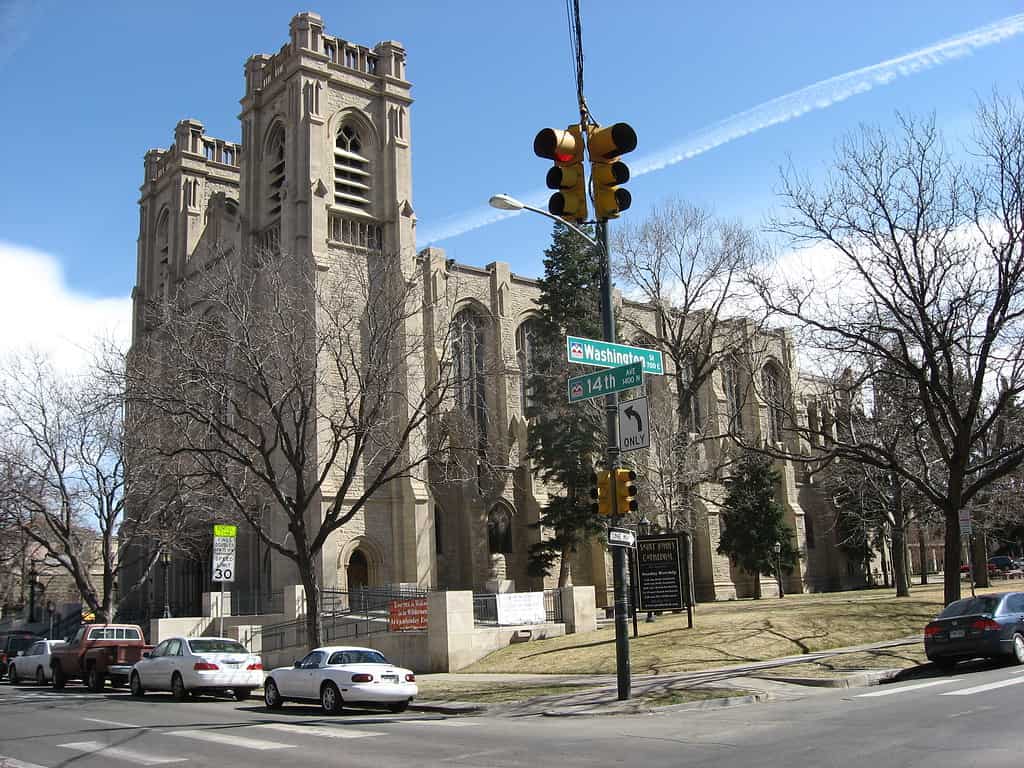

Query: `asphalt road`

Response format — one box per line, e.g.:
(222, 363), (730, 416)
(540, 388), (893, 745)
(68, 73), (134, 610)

(1, 660), (1022, 767)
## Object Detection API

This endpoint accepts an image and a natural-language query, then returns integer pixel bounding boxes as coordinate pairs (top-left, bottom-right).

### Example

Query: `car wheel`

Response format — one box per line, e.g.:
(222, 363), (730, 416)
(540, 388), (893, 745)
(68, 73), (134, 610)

(87, 666), (104, 693)
(171, 673), (187, 702)
(232, 688), (252, 702)
(264, 679), (283, 710)
(130, 672), (145, 698)
(1011, 633), (1024, 665)
(320, 682), (343, 715)
(36, 667), (45, 686)
(8, 665), (19, 685)
(51, 664), (66, 690)
(388, 700), (409, 714)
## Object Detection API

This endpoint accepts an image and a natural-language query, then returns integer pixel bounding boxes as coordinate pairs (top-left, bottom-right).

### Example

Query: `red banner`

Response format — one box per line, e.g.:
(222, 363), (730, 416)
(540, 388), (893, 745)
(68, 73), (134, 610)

(388, 598), (428, 631)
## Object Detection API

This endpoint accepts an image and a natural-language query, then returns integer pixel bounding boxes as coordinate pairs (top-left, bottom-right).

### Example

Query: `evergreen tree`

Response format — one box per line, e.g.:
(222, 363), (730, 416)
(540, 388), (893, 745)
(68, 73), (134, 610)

(526, 222), (606, 585)
(717, 451), (799, 598)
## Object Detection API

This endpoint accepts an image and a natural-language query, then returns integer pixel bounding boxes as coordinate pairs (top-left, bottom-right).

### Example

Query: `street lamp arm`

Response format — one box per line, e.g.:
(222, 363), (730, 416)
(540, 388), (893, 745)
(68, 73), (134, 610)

(488, 194), (600, 249)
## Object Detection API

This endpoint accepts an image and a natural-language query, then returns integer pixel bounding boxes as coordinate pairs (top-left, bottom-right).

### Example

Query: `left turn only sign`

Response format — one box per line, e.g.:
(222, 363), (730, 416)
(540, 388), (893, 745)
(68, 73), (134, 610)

(618, 396), (650, 452)
(212, 524), (237, 582)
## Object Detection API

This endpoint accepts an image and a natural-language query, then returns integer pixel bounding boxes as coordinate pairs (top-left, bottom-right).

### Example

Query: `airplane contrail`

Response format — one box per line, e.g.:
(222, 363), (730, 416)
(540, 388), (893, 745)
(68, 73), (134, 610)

(418, 12), (1024, 246)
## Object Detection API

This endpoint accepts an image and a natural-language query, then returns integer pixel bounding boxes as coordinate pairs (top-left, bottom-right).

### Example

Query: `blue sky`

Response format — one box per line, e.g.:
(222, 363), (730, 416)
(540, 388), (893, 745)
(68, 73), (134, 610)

(0, 1), (1022, 361)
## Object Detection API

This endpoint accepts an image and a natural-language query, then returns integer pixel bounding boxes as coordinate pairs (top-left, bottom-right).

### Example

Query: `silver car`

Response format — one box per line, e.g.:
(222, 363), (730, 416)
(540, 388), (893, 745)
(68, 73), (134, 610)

(7, 639), (66, 685)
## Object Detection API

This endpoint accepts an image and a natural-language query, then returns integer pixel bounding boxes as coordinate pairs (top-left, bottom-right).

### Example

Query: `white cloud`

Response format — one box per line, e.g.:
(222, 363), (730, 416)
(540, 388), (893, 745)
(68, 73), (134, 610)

(0, 241), (131, 371)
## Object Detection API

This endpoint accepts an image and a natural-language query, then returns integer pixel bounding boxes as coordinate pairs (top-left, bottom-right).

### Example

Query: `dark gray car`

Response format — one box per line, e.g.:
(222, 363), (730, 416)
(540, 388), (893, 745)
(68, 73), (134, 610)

(925, 592), (1024, 669)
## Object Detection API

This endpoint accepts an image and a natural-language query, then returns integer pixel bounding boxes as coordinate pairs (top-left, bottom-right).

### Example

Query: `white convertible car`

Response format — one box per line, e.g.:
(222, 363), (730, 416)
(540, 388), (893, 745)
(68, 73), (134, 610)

(130, 637), (264, 701)
(264, 646), (417, 714)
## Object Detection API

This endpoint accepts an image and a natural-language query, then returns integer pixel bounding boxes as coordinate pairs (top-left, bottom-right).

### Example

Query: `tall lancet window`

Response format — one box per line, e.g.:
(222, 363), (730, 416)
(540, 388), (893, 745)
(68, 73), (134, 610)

(265, 124), (286, 222)
(762, 362), (785, 444)
(516, 319), (540, 417)
(453, 308), (487, 448)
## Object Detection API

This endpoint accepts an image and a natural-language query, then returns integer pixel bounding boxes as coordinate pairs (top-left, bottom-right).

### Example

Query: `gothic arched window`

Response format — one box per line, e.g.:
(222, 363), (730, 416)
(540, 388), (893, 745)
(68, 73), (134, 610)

(155, 210), (170, 303)
(265, 124), (286, 222)
(487, 504), (513, 554)
(723, 358), (744, 433)
(677, 354), (702, 432)
(516, 318), (540, 417)
(334, 124), (372, 211)
(762, 362), (785, 444)
(453, 308), (487, 446)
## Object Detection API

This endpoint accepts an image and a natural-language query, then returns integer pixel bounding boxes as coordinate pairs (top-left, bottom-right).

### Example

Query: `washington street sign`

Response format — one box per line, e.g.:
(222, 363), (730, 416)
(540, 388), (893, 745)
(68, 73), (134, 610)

(566, 335), (664, 375)
(567, 361), (644, 403)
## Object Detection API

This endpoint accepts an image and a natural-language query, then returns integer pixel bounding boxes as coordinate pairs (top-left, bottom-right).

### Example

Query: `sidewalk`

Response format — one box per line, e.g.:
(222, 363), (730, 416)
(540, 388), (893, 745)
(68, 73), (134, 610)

(410, 635), (922, 717)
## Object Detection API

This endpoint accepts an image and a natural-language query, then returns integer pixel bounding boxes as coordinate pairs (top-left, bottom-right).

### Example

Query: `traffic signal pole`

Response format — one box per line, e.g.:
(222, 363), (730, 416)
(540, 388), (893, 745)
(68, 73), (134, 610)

(597, 219), (631, 701)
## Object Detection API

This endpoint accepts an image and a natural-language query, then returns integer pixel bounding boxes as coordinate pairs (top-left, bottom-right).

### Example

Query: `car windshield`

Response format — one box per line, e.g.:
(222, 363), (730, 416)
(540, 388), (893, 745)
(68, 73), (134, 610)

(327, 650), (388, 665)
(9, 637), (36, 652)
(187, 639), (248, 654)
(938, 596), (1003, 618)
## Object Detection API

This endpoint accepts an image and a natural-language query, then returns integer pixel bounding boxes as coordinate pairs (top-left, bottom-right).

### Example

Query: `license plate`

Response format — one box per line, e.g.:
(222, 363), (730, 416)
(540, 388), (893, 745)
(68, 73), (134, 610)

(382, 674), (398, 683)
(949, 629), (965, 639)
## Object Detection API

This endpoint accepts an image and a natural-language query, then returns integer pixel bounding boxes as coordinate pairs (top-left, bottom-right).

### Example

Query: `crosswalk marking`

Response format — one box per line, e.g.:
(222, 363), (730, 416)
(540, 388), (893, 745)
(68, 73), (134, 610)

(940, 676), (1024, 696)
(254, 722), (377, 739)
(0, 755), (49, 768)
(855, 679), (953, 698)
(172, 729), (292, 751)
(59, 741), (185, 765)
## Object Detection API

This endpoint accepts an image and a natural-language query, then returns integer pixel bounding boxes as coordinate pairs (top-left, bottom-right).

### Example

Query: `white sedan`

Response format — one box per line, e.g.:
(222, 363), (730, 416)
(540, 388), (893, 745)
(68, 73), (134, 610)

(130, 637), (264, 701)
(264, 646), (417, 714)
(8, 640), (65, 685)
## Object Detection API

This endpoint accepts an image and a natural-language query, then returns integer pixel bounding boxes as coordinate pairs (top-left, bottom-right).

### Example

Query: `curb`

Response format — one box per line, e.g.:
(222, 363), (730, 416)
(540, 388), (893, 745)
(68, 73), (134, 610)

(409, 700), (487, 714)
(540, 690), (772, 717)
(757, 668), (904, 689)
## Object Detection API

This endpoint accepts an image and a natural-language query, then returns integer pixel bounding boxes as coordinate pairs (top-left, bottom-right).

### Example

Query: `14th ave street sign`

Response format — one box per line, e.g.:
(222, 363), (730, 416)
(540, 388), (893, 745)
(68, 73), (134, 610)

(567, 361), (644, 403)
(566, 335), (664, 376)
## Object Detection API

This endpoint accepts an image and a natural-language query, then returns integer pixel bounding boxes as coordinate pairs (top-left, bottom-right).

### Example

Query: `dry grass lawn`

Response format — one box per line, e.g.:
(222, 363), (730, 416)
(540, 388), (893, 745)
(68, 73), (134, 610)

(462, 581), (1010, 676)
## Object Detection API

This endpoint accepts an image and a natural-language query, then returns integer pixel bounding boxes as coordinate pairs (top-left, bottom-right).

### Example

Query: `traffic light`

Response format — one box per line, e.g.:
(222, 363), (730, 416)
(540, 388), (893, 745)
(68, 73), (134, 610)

(590, 470), (612, 516)
(587, 122), (637, 219)
(534, 124), (588, 222)
(615, 468), (638, 514)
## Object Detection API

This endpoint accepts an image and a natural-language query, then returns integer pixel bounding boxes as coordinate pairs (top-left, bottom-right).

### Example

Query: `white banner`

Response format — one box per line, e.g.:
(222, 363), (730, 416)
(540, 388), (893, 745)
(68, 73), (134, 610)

(495, 592), (546, 625)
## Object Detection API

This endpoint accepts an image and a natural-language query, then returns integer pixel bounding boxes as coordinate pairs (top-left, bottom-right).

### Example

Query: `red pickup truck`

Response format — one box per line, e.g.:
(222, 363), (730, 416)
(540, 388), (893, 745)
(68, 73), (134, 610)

(50, 624), (151, 691)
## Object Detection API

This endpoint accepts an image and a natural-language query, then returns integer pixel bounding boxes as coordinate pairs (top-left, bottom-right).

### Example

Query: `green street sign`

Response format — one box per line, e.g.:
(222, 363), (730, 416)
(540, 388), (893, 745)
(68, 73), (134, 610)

(566, 335), (664, 375)
(567, 361), (644, 403)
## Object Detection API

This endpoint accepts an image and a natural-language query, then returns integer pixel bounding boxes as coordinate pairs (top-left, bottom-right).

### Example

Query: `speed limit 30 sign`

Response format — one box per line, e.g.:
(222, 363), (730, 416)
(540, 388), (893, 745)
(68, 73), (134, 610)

(212, 524), (237, 582)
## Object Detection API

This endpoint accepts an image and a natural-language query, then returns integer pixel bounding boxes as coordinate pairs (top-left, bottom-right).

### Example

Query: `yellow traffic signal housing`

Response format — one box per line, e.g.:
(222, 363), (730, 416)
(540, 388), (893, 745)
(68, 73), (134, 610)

(590, 470), (612, 516)
(588, 122), (637, 220)
(615, 468), (639, 514)
(534, 124), (588, 222)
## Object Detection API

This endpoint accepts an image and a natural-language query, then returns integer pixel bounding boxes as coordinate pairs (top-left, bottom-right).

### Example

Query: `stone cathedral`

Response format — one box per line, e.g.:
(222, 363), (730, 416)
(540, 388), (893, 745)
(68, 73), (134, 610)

(123, 12), (888, 619)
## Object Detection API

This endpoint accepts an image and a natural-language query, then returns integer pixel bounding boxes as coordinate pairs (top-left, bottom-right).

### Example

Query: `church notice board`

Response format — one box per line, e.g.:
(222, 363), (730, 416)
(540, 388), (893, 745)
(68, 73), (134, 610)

(632, 534), (688, 612)
(388, 598), (428, 631)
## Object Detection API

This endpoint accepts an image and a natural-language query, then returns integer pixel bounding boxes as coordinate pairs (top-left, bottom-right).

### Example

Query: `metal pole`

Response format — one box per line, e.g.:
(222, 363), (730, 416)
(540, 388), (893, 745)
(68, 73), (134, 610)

(598, 219), (631, 701)
(219, 580), (225, 637)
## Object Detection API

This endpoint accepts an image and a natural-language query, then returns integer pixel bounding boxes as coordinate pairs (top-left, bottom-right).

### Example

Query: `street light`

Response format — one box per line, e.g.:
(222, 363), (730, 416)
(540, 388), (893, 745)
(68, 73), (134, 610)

(27, 561), (38, 624)
(160, 549), (172, 619)
(773, 541), (785, 599)
(489, 190), (632, 701)
(488, 194), (599, 248)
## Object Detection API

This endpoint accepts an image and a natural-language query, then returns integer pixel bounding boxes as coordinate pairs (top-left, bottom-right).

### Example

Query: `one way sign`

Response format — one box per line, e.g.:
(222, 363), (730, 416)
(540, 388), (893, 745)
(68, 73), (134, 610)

(618, 396), (650, 452)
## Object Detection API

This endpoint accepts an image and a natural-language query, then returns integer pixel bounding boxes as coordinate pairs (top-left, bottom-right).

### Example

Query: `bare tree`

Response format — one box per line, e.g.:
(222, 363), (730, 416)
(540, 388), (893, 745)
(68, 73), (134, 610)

(0, 349), (202, 622)
(757, 92), (1024, 605)
(128, 246), (462, 647)
(613, 201), (767, 591)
